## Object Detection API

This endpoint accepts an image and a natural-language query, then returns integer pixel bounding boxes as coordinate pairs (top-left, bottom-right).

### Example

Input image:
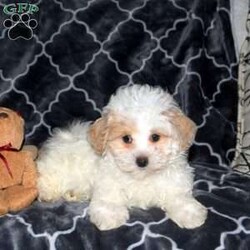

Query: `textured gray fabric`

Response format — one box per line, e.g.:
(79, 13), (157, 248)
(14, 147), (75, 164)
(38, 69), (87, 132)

(0, 1), (246, 249)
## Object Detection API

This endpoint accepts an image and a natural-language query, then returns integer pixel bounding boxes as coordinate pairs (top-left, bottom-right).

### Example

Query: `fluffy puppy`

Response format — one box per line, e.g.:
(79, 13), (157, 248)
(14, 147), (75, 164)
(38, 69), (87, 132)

(37, 84), (207, 231)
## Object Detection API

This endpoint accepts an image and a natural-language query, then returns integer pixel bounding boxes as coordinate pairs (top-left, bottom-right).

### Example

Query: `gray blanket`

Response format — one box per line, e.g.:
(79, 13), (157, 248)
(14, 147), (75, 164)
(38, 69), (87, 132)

(0, 0), (246, 249)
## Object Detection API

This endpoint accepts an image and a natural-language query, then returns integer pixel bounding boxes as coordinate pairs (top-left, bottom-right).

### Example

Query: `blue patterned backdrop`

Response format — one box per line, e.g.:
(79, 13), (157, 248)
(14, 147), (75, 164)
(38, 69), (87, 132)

(0, 1), (249, 250)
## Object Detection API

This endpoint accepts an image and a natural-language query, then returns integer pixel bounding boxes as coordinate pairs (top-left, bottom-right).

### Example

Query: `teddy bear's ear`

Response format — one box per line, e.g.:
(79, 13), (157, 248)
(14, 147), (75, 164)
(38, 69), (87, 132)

(163, 109), (197, 151)
(0, 112), (8, 119)
(88, 115), (109, 156)
(0, 107), (24, 149)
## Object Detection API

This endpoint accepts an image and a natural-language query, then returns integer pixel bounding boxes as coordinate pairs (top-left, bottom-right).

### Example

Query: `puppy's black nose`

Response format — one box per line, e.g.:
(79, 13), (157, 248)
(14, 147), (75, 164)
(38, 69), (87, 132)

(136, 156), (149, 168)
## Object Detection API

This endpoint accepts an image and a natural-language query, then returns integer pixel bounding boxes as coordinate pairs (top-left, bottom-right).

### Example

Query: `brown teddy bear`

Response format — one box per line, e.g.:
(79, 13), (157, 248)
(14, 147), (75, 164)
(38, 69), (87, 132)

(0, 107), (38, 215)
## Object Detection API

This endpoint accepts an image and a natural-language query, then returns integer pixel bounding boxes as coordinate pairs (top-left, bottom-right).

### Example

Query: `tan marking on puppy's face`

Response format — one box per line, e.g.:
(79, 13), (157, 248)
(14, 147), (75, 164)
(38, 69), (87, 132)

(106, 119), (142, 174)
(88, 113), (136, 155)
(89, 110), (195, 179)
(148, 130), (170, 149)
(107, 118), (137, 151)
(105, 115), (177, 175)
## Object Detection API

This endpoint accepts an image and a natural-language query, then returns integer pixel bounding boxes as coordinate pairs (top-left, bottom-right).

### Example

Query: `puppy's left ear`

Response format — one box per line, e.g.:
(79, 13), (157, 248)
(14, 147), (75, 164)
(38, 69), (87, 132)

(88, 115), (109, 155)
(163, 109), (197, 151)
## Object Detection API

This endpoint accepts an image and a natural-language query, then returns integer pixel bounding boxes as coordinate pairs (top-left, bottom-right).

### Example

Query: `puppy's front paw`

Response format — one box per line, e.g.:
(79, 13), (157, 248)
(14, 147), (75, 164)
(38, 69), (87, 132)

(89, 201), (129, 231)
(168, 200), (207, 229)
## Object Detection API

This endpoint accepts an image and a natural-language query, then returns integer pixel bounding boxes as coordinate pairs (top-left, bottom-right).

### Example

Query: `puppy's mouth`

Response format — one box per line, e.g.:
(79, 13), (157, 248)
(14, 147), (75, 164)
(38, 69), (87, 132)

(131, 166), (163, 180)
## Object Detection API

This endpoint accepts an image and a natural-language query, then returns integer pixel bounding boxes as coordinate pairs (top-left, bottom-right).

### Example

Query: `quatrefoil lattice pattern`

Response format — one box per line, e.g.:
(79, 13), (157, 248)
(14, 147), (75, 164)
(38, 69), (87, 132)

(1, 1), (248, 250)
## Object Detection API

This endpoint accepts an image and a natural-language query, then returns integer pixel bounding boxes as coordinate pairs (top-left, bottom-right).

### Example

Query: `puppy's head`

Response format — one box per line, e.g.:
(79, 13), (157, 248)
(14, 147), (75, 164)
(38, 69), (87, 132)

(88, 85), (196, 178)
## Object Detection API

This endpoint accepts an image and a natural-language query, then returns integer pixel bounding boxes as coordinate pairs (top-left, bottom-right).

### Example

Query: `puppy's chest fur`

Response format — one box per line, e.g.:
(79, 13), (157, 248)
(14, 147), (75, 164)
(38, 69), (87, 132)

(122, 177), (167, 208)
(98, 161), (194, 209)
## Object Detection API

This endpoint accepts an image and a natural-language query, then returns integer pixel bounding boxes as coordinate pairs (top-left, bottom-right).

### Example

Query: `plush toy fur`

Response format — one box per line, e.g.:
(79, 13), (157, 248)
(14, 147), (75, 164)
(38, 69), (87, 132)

(0, 107), (38, 215)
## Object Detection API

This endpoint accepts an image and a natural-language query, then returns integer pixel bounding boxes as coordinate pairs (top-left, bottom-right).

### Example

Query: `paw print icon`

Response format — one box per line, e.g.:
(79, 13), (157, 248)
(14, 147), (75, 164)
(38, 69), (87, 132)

(3, 13), (37, 40)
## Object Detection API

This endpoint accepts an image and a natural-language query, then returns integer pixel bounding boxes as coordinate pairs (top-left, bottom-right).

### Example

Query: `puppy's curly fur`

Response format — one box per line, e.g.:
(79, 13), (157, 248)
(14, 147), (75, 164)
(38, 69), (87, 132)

(37, 84), (207, 230)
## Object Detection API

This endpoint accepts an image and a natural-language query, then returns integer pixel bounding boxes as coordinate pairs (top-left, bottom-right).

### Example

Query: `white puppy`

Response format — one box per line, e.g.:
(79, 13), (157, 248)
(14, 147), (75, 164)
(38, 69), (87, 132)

(37, 84), (207, 230)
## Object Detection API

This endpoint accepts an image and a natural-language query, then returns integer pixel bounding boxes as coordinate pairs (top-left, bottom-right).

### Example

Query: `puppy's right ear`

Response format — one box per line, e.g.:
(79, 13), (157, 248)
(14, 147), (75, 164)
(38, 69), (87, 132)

(88, 116), (109, 155)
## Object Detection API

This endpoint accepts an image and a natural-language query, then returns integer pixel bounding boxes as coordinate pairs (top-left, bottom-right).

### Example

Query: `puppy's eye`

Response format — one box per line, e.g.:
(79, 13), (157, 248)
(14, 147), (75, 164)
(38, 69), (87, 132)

(150, 134), (160, 142)
(122, 135), (133, 144)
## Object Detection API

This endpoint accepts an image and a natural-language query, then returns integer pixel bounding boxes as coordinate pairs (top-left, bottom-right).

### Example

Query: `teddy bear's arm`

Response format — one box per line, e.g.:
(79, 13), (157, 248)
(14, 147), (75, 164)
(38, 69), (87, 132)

(0, 190), (8, 215)
(6, 152), (38, 213)
(22, 151), (38, 188)
(22, 145), (38, 160)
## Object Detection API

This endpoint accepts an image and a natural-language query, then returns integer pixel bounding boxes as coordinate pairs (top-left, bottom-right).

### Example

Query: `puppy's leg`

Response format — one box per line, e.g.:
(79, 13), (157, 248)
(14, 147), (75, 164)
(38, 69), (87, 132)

(89, 200), (129, 231)
(88, 186), (129, 231)
(162, 194), (207, 229)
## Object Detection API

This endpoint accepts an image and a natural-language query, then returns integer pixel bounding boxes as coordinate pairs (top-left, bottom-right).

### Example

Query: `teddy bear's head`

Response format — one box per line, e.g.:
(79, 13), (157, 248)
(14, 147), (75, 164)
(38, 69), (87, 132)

(0, 107), (24, 150)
